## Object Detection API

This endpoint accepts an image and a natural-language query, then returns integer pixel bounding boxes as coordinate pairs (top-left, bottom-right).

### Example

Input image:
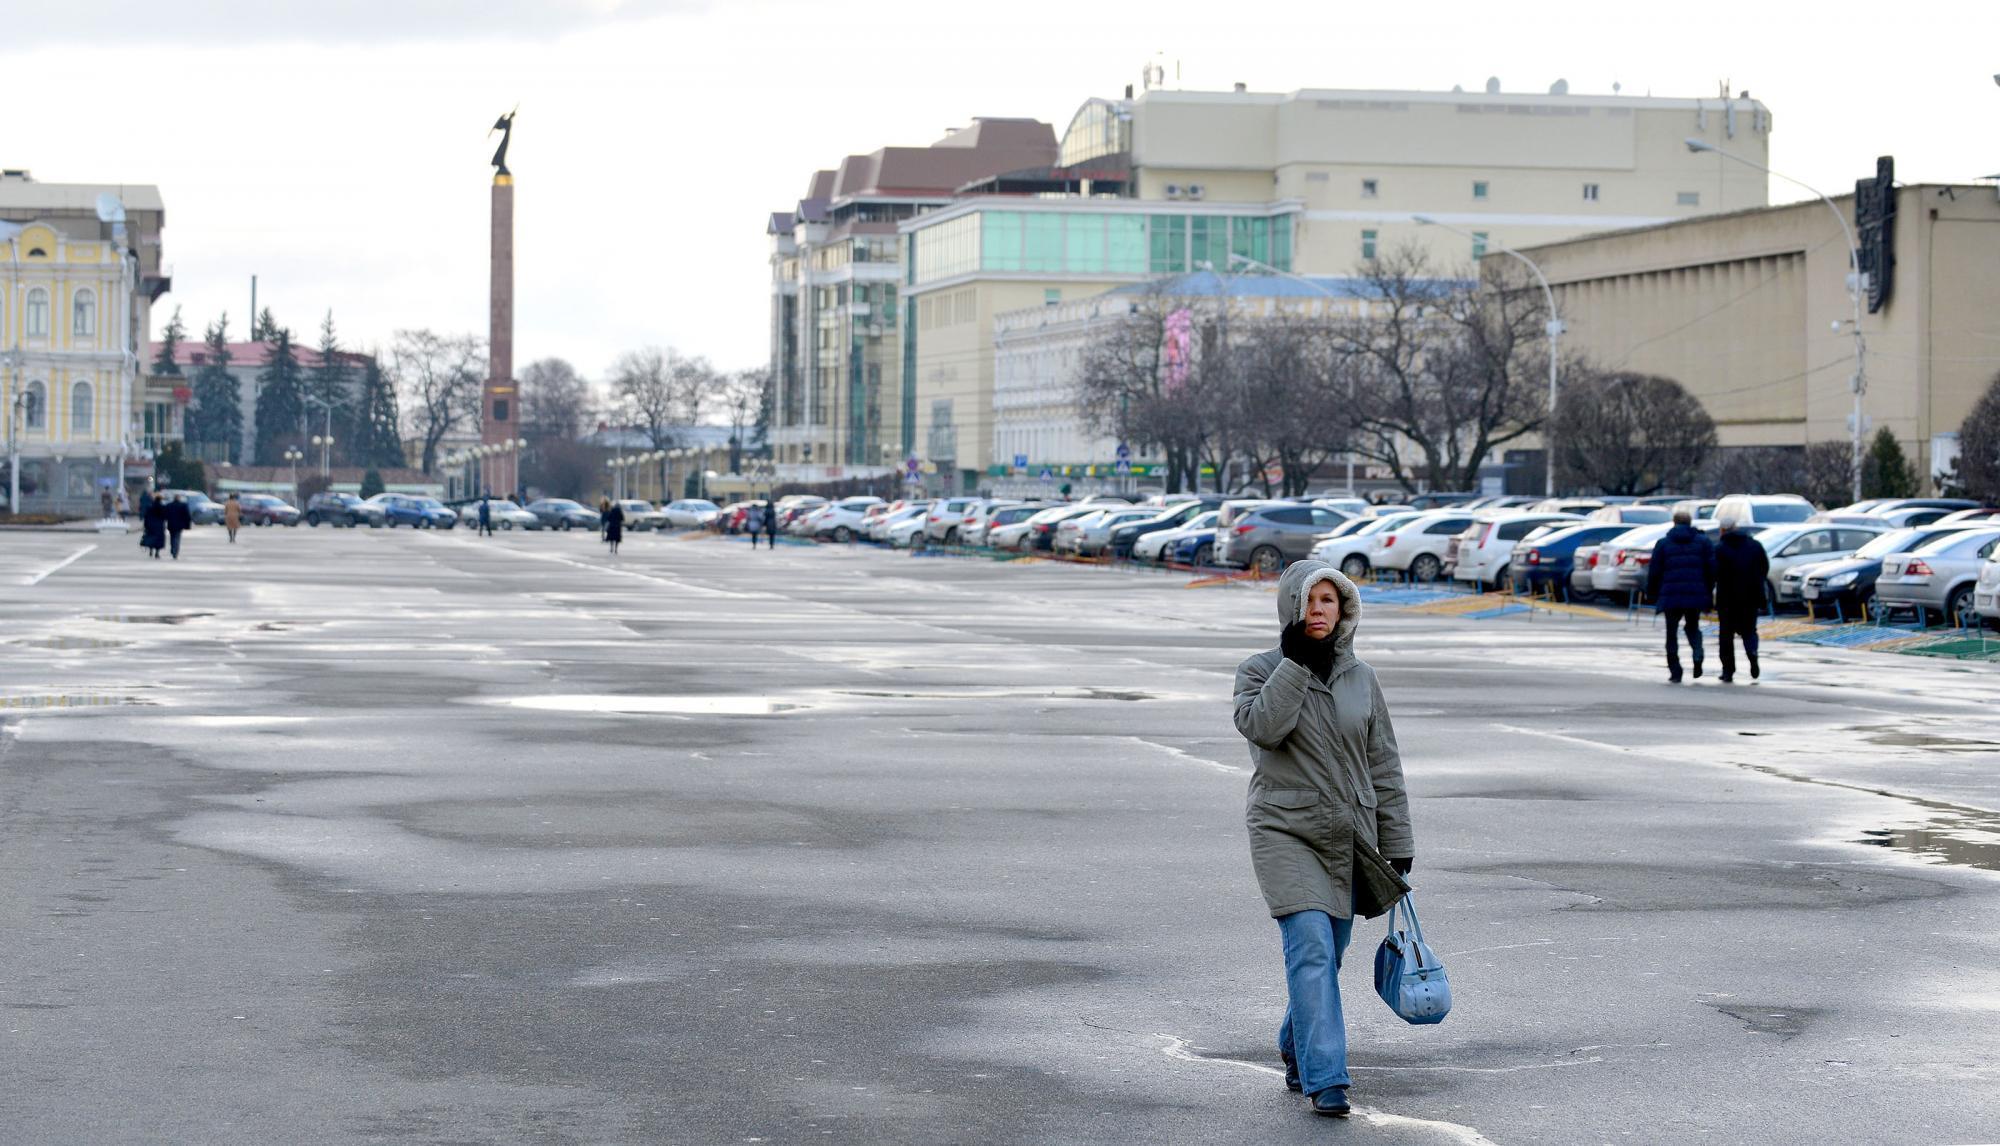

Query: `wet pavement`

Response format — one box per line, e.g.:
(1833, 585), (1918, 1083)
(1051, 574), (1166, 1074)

(4, 527), (1999, 1144)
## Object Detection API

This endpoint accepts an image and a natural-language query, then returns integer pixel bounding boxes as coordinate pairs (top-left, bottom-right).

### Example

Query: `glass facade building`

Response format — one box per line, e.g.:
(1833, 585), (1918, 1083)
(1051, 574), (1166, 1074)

(910, 208), (1292, 286)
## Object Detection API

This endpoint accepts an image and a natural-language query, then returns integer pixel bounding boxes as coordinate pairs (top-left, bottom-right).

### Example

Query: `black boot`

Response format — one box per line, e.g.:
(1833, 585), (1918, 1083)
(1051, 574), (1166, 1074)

(1749, 653), (1760, 680)
(1310, 1087), (1351, 1117)
(1282, 1052), (1301, 1093)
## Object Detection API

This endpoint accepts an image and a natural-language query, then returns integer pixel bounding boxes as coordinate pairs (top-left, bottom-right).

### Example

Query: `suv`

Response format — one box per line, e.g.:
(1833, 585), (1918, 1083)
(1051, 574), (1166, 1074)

(924, 497), (980, 543)
(1373, 513), (1482, 583)
(1713, 494), (1815, 526)
(155, 489), (225, 525)
(1217, 504), (1351, 573)
(305, 491), (383, 527)
(1449, 513), (1582, 588)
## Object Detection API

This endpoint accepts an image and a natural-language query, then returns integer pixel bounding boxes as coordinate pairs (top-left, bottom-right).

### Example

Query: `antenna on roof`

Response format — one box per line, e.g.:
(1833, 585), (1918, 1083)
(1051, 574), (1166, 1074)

(94, 192), (127, 244)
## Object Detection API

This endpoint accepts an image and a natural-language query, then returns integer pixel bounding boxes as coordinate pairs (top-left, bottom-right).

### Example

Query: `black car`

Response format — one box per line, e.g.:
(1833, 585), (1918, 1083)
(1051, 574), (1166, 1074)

(525, 498), (602, 531)
(305, 491), (384, 528)
(1107, 498), (1220, 559)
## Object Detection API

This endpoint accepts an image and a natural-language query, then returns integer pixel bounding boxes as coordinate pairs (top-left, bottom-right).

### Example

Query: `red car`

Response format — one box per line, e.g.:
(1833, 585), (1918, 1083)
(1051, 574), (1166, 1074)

(236, 493), (301, 526)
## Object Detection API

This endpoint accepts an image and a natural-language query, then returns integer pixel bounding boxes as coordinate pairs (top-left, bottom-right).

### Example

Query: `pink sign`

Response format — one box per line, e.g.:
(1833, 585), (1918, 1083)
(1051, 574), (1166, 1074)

(1161, 307), (1193, 393)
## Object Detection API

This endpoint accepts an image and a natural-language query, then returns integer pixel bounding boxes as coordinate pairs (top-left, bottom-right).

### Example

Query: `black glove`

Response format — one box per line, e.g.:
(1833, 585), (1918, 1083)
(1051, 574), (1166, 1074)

(1391, 856), (1414, 877)
(1280, 621), (1316, 666)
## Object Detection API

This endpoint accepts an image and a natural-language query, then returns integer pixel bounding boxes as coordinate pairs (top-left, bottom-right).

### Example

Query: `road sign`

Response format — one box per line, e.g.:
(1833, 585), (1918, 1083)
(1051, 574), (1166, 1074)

(1039, 467), (1053, 484)
(1115, 442), (1131, 461)
(906, 457), (920, 476)
(1013, 454), (1028, 469)
(1115, 460), (1131, 476)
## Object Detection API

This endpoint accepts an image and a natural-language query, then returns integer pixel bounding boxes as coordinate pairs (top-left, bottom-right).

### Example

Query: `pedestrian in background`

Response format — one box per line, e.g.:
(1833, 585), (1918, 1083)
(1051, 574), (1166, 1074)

(746, 502), (766, 549)
(223, 492), (242, 543)
(1713, 514), (1769, 682)
(603, 499), (624, 555)
(1233, 560), (1414, 1119)
(477, 494), (493, 538)
(115, 485), (130, 521)
(140, 494), (167, 558)
(763, 501), (779, 549)
(165, 494), (193, 560)
(99, 487), (115, 519)
(1645, 508), (1717, 683)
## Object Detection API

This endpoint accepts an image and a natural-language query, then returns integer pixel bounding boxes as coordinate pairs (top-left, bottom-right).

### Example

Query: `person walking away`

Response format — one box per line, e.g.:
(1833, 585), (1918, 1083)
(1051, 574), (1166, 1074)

(1233, 560), (1414, 1119)
(1713, 514), (1769, 682)
(477, 494), (493, 538)
(99, 487), (115, 520)
(763, 501), (779, 549)
(223, 492), (242, 543)
(746, 503), (766, 549)
(140, 493), (167, 558)
(165, 494), (194, 560)
(603, 499), (624, 555)
(115, 485), (130, 521)
(1644, 508), (1717, 683)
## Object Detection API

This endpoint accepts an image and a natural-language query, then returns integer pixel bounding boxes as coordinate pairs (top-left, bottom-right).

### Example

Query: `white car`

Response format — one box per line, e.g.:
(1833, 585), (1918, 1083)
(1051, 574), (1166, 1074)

(972, 503), (1044, 548)
(1974, 558), (2000, 629)
(957, 498), (1027, 546)
(986, 516), (1041, 551)
(1591, 523), (1673, 597)
(885, 514), (929, 548)
(1450, 513), (1582, 588)
(661, 499), (722, 529)
(468, 498), (540, 530)
(1309, 512), (1423, 579)
(614, 499), (668, 531)
(1372, 511), (1484, 583)
(923, 497), (979, 543)
(1713, 493), (1816, 527)
(810, 496), (888, 542)
(1137, 511), (1218, 562)
(867, 503), (929, 542)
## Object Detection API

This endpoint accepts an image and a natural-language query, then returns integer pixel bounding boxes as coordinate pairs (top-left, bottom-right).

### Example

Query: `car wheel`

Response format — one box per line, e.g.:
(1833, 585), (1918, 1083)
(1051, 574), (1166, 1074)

(834, 526), (852, 543)
(1411, 554), (1442, 583)
(944, 528), (958, 545)
(1339, 554), (1369, 579)
(1947, 586), (1974, 628)
(1251, 545), (1283, 576)
(307, 512), (320, 527)
(1496, 570), (1514, 594)
(1192, 543), (1213, 567)
(387, 518), (397, 528)
(561, 519), (572, 532)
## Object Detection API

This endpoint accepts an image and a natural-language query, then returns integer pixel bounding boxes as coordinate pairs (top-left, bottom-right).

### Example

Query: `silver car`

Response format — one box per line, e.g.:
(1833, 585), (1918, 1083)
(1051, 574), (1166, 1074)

(1876, 528), (2000, 625)
(615, 500), (668, 531)
(1218, 503), (1353, 573)
(1065, 508), (1159, 557)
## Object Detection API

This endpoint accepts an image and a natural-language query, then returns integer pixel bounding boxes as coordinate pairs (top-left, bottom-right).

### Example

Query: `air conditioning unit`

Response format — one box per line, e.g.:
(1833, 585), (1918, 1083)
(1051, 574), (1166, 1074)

(1186, 184), (1205, 200)
(867, 323), (884, 337)
(1164, 184), (1183, 199)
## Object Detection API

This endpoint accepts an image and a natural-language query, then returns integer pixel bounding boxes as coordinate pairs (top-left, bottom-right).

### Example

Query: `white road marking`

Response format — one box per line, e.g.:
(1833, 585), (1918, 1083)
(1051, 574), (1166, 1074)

(22, 544), (96, 586)
(1155, 1035), (1500, 1144)
(1488, 722), (1642, 755)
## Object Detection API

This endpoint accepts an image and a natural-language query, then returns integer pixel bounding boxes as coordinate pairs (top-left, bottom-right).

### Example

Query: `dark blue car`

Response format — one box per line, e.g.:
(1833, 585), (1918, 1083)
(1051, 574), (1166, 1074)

(1168, 526), (1220, 567)
(1507, 523), (1631, 598)
(1795, 524), (1979, 615)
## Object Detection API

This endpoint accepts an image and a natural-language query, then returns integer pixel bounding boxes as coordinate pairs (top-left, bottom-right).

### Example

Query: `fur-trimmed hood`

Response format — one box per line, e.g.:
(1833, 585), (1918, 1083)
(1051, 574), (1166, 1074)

(1276, 559), (1361, 657)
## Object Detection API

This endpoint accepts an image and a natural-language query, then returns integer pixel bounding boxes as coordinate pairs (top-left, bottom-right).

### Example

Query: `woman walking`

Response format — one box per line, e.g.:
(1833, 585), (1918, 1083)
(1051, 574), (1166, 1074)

(140, 492), (167, 559)
(602, 499), (624, 555)
(223, 492), (242, 543)
(1233, 559), (1414, 1119)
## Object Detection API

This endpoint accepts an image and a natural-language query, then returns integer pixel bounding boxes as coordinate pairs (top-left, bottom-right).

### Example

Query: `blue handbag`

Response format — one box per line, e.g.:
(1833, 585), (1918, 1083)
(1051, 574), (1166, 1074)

(1373, 895), (1452, 1025)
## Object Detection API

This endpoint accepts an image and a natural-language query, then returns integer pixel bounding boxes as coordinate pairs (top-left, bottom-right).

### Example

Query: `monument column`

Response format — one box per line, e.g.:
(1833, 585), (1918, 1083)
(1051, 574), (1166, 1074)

(485, 111), (518, 500)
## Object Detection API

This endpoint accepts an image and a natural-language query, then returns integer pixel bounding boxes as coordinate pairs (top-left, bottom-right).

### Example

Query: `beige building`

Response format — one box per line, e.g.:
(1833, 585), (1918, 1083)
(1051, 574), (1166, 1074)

(1512, 181), (2000, 489)
(901, 80), (1771, 491)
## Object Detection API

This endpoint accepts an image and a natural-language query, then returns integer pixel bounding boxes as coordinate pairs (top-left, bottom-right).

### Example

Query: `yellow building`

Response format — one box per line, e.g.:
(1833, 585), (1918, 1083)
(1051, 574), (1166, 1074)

(1, 174), (167, 514)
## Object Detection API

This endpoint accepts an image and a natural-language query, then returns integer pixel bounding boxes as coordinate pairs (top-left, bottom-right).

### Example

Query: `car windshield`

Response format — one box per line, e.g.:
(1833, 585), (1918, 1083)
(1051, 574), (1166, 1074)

(1855, 529), (1931, 559)
(546, 500), (581, 510)
(414, 498), (444, 509)
(1752, 502), (1814, 523)
(1360, 514), (1417, 534)
(1917, 529), (2000, 555)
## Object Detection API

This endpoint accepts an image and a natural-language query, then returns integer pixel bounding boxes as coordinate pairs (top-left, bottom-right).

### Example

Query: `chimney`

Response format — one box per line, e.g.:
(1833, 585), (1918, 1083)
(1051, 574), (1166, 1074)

(1233, 82), (1247, 93)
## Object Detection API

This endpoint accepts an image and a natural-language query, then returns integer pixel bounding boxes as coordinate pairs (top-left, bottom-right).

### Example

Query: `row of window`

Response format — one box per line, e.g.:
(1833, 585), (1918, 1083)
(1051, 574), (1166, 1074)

(1360, 228), (1487, 261)
(1349, 177), (1696, 205)
(9, 380), (95, 432)
(910, 210), (1296, 284)
(9, 287), (98, 339)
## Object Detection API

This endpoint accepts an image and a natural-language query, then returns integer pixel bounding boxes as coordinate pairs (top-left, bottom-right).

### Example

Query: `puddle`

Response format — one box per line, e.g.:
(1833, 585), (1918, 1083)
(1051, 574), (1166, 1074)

(1739, 762), (2000, 872)
(493, 695), (804, 716)
(13, 637), (130, 650)
(90, 612), (214, 625)
(1862, 730), (2000, 751)
(0, 693), (156, 710)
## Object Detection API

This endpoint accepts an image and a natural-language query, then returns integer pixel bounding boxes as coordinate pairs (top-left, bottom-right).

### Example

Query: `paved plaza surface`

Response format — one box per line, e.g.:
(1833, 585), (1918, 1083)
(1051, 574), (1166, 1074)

(4, 526), (2000, 1144)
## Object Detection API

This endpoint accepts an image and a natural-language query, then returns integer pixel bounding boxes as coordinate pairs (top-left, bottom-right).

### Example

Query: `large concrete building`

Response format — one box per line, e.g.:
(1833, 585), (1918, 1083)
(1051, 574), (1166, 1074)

(898, 80), (1772, 491)
(765, 119), (1057, 481)
(0, 171), (170, 514)
(1509, 179), (2000, 490)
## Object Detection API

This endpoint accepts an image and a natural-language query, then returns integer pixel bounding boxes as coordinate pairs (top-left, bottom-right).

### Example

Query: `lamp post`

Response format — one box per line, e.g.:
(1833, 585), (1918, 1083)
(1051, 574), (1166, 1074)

(311, 434), (335, 477)
(283, 445), (304, 499)
(1411, 215), (1564, 497)
(1685, 137), (1867, 501)
(1223, 252), (1362, 494)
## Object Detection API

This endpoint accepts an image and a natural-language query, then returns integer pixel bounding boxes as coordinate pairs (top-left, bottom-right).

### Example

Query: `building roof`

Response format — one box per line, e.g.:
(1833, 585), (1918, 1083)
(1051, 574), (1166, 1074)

(148, 340), (374, 372)
(1134, 84), (1769, 115)
(775, 120), (1057, 228)
(0, 177), (165, 213)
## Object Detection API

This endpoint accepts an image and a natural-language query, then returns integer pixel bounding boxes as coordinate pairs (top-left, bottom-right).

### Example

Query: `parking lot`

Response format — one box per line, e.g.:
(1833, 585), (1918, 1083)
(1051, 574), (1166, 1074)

(5, 526), (2000, 1143)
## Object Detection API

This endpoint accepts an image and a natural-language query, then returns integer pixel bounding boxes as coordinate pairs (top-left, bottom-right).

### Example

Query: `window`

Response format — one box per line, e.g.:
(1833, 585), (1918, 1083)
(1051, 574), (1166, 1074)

(1360, 229), (1378, 261)
(1309, 508), (1345, 527)
(1189, 216), (1228, 270)
(23, 380), (46, 430)
(1361, 179), (1379, 198)
(1149, 215), (1187, 274)
(1043, 289), (1061, 306)
(1676, 191), (1701, 206)
(1583, 183), (1600, 201)
(1265, 507), (1312, 525)
(1471, 232), (1489, 259)
(1472, 181), (1489, 200)
(1427, 518), (1472, 535)
(70, 381), (92, 433)
(72, 288), (96, 338)
(25, 287), (49, 337)
(493, 398), (508, 423)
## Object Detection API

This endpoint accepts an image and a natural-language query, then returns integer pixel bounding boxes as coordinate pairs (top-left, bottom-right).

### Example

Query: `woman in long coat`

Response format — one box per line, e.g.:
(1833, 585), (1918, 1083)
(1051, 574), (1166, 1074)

(139, 493), (167, 558)
(602, 500), (624, 554)
(1233, 559), (1414, 1118)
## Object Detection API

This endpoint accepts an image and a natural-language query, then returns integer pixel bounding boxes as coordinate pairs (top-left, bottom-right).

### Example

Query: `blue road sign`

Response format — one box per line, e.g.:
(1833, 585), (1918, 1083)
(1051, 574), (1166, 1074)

(1115, 441), (1131, 461)
(1013, 454), (1028, 469)
(1039, 467), (1053, 484)
(1115, 459), (1131, 476)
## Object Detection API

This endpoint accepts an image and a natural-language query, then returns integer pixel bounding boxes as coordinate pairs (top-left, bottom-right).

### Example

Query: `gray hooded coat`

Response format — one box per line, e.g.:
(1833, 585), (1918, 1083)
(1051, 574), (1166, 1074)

(1233, 560), (1414, 919)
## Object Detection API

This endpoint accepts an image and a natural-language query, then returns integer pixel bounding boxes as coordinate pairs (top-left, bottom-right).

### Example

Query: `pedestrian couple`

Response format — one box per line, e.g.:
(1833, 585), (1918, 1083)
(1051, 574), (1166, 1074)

(746, 502), (777, 550)
(1234, 560), (1415, 1118)
(1645, 508), (1767, 683)
(139, 490), (192, 560)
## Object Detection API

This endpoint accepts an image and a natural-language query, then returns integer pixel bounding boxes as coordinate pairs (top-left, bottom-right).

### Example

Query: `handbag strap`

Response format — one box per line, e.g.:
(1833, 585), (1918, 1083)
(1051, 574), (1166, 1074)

(1400, 896), (1436, 970)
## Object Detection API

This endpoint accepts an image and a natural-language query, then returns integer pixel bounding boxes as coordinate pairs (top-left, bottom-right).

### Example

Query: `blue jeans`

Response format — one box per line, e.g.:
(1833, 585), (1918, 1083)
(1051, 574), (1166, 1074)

(1277, 909), (1354, 1095)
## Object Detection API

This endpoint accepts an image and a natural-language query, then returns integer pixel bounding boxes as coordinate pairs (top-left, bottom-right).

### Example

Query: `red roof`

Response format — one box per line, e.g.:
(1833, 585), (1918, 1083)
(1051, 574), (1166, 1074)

(148, 340), (374, 371)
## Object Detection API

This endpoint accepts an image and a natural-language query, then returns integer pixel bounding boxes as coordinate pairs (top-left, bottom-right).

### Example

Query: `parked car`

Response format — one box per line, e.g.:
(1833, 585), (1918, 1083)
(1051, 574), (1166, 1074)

(809, 496), (888, 542)
(1525, 498), (1608, 516)
(1760, 522), (1890, 606)
(948, 498), (1022, 546)
(1836, 497), (1979, 516)
(236, 493), (301, 526)
(1022, 503), (1107, 551)
(921, 497), (980, 544)
(1216, 503), (1353, 573)
(1450, 513), (1584, 589)
(1107, 499), (1214, 559)
(1974, 557), (2000, 629)
(661, 499), (721, 529)
(966, 501), (1040, 547)
(1713, 493), (1815, 526)
(470, 498), (542, 530)
(884, 513), (930, 548)
(156, 489), (225, 525)
(1166, 520), (1222, 567)
(1307, 497), (1370, 517)
(1601, 520), (1762, 602)
(1672, 499), (1720, 522)
(305, 491), (383, 528)
(613, 500), (669, 532)
(1138, 511), (1219, 563)
(1792, 525), (1978, 616)
(1372, 512), (1483, 583)
(1936, 507), (2000, 526)
(368, 493), (457, 528)
(1214, 498), (1280, 529)
(1875, 528), (2000, 625)
(525, 498), (600, 531)
(1509, 523), (1634, 599)
(1061, 508), (1159, 557)
(1308, 512), (1424, 579)
(1402, 491), (1477, 510)
(868, 503), (931, 543)
(1584, 505), (1671, 526)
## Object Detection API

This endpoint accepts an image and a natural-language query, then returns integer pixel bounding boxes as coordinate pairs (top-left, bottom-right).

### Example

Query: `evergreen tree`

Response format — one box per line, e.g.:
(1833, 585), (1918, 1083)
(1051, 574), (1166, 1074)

(153, 306), (186, 376)
(359, 467), (385, 499)
(184, 314), (243, 464)
(306, 311), (355, 466)
(252, 325), (306, 465)
(354, 357), (404, 468)
(253, 306), (278, 342)
(1861, 427), (1919, 500)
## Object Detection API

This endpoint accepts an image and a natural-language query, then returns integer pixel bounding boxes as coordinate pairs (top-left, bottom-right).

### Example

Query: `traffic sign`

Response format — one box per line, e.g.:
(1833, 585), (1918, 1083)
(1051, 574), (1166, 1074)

(1013, 454), (1028, 469)
(1115, 459), (1131, 476)
(1115, 442), (1131, 461)
(1038, 467), (1053, 484)
(906, 457), (920, 475)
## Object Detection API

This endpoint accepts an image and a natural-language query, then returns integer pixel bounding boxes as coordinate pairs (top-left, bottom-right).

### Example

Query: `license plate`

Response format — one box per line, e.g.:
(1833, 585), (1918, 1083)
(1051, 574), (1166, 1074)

(1802, 586), (1819, 599)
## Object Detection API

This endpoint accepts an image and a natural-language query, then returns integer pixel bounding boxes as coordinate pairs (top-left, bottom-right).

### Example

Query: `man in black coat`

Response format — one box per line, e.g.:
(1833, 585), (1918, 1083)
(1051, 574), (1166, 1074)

(165, 495), (194, 560)
(1644, 509), (1717, 683)
(1712, 516), (1770, 682)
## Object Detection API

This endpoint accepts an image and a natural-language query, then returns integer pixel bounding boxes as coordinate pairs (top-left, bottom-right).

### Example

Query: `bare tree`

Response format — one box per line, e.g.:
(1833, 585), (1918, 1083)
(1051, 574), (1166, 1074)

(392, 329), (486, 474)
(718, 367), (767, 472)
(1237, 313), (1347, 496)
(1800, 441), (1856, 508)
(1550, 369), (1717, 494)
(1332, 247), (1548, 493)
(1073, 286), (1217, 494)
(611, 347), (677, 450)
(519, 357), (595, 444)
(668, 349), (719, 429)
(1701, 446), (1805, 498)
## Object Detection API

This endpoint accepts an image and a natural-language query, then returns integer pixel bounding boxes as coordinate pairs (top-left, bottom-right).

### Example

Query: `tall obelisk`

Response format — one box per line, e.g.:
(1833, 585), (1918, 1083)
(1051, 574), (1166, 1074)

(485, 111), (518, 500)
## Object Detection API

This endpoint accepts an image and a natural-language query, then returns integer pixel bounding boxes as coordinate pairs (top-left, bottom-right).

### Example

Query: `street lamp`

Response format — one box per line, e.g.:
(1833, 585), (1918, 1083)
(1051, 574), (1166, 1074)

(1686, 137), (1867, 501)
(1412, 215), (1565, 497)
(283, 445), (304, 496)
(311, 434), (335, 477)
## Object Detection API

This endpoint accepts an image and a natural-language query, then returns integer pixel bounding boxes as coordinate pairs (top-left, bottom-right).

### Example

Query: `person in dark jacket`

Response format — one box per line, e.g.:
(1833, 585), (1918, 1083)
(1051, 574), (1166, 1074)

(763, 501), (779, 549)
(140, 493), (167, 558)
(746, 503), (767, 549)
(1712, 515), (1770, 682)
(165, 495), (194, 560)
(477, 493), (493, 538)
(1644, 509), (1716, 682)
(602, 500), (624, 554)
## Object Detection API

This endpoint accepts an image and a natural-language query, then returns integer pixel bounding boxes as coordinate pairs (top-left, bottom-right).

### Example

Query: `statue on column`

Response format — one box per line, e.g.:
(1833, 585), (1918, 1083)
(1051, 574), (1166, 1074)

(489, 109), (516, 177)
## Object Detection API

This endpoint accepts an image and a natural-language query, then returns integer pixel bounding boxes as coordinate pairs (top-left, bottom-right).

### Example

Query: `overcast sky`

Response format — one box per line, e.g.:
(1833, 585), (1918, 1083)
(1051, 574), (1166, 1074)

(7, 0), (1997, 391)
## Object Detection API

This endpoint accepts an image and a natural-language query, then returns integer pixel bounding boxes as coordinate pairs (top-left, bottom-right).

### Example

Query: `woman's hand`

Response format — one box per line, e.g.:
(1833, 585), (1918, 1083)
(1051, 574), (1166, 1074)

(1280, 621), (1316, 666)
(1391, 856), (1413, 877)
